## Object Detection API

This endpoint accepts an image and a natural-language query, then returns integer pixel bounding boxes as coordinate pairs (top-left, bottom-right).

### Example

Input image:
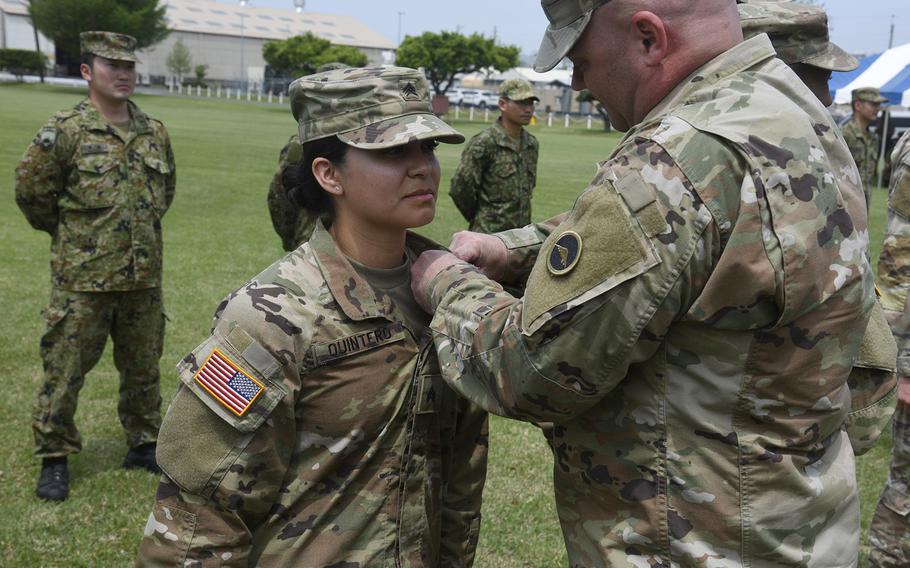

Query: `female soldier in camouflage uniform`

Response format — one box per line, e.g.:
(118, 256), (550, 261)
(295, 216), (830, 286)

(137, 67), (488, 567)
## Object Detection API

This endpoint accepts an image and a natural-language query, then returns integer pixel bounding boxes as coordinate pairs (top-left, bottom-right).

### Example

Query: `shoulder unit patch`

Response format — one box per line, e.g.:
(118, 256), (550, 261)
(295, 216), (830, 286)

(194, 348), (265, 416)
(547, 231), (582, 275)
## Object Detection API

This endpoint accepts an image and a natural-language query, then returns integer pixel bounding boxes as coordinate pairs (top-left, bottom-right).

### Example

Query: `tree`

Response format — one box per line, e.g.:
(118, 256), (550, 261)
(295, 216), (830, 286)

(577, 90), (611, 132)
(166, 38), (191, 82)
(262, 33), (368, 78)
(395, 31), (520, 96)
(28, 0), (169, 74)
(0, 48), (47, 81)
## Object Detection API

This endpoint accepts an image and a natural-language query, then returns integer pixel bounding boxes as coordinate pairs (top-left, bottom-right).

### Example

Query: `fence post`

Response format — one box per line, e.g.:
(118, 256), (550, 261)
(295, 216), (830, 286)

(455, 106), (460, 120)
(547, 112), (553, 127)
(586, 114), (592, 129)
(484, 108), (490, 122)
(257, 91), (262, 102)
(217, 86), (222, 98)
(207, 86), (211, 97)
(246, 89), (251, 102)
(469, 107), (475, 121)
(236, 88), (241, 100)
(196, 85), (201, 97)
(564, 113), (570, 128)
(279, 92), (284, 105)
(268, 91), (273, 104)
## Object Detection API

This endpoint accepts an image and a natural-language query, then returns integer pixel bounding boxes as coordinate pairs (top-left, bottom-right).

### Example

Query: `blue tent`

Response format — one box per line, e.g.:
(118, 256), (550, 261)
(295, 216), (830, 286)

(881, 64), (910, 105)
(829, 53), (882, 99)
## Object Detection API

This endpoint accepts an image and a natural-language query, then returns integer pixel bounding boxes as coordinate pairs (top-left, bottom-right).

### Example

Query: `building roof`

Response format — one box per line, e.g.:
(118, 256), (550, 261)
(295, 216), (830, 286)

(0, 0), (29, 16)
(163, 0), (395, 50)
(0, 0), (395, 51)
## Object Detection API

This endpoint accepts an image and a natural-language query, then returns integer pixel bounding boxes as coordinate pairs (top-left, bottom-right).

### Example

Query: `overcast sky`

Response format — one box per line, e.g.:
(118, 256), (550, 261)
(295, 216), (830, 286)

(246, 0), (910, 59)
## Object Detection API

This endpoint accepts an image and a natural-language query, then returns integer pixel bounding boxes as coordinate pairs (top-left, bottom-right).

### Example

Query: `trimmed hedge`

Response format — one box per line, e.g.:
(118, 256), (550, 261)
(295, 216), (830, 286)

(0, 48), (47, 79)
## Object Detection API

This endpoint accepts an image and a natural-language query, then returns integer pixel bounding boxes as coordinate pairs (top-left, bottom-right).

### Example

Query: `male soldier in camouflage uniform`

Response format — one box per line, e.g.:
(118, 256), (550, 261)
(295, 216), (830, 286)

(870, 130), (910, 566)
(265, 63), (348, 251)
(739, 1), (898, 457)
(15, 32), (176, 502)
(449, 79), (540, 233)
(411, 0), (894, 565)
(843, 86), (888, 210)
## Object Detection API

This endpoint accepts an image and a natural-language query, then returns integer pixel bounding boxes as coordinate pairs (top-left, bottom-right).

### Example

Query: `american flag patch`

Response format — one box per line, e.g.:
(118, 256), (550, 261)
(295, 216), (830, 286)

(194, 348), (265, 417)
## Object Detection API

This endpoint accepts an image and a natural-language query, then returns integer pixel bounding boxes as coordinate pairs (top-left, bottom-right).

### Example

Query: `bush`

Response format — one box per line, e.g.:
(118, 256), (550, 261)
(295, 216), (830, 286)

(0, 49), (47, 80)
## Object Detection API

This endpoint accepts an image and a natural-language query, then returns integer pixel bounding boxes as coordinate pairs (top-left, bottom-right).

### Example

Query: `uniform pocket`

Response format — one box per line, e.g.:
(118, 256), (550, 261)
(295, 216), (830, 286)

(139, 502), (197, 566)
(144, 155), (172, 212)
(70, 155), (119, 209)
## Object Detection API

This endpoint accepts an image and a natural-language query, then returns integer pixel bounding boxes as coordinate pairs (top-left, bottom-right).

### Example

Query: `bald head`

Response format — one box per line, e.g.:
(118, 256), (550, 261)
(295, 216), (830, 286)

(568, 0), (742, 130)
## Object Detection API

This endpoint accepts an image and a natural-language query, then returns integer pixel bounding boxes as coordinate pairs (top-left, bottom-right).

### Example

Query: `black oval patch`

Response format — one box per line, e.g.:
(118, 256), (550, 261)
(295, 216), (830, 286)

(547, 231), (582, 276)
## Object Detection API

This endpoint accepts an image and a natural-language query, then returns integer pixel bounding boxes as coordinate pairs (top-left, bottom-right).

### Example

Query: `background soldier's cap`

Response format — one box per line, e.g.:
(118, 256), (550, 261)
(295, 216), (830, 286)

(79, 31), (140, 63)
(500, 79), (540, 102)
(852, 86), (889, 104)
(737, 1), (857, 72)
(535, 0), (611, 72)
(290, 66), (465, 149)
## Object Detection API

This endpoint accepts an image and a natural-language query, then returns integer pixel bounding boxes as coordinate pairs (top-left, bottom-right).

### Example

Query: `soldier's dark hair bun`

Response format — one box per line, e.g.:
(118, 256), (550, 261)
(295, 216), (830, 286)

(281, 136), (349, 218)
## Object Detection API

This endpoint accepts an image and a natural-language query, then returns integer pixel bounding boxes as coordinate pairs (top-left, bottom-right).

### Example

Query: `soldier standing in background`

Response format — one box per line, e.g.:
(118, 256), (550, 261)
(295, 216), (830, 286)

(412, 0), (882, 564)
(843, 86), (888, 210)
(15, 32), (176, 502)
(871, 130), (910, 567)
(450, 79), (540, 234)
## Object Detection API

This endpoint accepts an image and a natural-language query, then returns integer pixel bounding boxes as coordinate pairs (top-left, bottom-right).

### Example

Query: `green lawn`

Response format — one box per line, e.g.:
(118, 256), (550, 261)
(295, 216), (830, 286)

(0, 83), (892, 567)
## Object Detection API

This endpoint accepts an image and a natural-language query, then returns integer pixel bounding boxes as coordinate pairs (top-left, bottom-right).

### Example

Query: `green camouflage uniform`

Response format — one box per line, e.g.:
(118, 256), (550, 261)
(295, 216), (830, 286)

(420, 35), (887, 566)
(138, 223), (488, 567)
(15, 97), (175, 457)
(449, 119), (539, 233)
(871, 129), (910, 567)
(842, 118), (880, 208)
(266, 134), (320, 251)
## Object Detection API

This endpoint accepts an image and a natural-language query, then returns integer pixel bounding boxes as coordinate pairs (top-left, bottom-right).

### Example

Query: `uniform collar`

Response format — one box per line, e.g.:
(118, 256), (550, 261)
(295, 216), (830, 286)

(77, 98), (151, 137)
(642, 35), (777, 126)
(492, 118), (527, 151)
(309, 221), (440, 322)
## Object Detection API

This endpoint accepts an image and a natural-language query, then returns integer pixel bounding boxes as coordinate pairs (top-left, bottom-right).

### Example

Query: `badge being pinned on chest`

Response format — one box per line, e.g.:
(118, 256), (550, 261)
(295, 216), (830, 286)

(194, 348), (265, 417)
(547, 231), (582, 276)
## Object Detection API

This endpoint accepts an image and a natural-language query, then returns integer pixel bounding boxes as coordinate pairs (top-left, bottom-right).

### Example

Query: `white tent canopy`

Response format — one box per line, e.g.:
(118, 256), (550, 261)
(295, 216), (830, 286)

(834, 42), (910, 107)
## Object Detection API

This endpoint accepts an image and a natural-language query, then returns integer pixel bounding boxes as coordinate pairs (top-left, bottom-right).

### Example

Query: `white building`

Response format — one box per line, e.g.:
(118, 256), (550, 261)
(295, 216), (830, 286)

(0, 0), (54, 59)
(0, 0), (394, 87)
(142, 0), (396, 87)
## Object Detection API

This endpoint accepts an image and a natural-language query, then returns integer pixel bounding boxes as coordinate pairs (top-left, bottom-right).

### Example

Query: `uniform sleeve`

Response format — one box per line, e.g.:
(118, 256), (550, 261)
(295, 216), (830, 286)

(438, 396), (488, 567)
(162, 129), (176, 211)
(845, 299), (899, 455)
(267, 139), (304, 252)
(449, 136), (486, 224)
(14, 119), (70, 234)
(423, 162), (712, 422)
(496, 212), (569, 285)
(137, 295), (303, 566)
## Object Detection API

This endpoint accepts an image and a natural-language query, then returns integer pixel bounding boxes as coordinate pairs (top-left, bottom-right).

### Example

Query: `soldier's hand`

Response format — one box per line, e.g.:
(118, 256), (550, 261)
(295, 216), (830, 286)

(449, 231), (507, 281)
(411, 250), (464, 313)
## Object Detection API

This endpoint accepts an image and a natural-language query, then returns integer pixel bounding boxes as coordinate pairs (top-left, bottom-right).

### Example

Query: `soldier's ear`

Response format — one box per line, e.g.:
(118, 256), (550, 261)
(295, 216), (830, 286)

(312, 157), (343, 196)
(79, 63), (93, 83)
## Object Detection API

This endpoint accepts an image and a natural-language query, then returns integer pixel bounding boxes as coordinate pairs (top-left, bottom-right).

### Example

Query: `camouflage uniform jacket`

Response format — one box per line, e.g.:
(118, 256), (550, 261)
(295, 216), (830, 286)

(15, 99), (176, 291)
(139, 223), (488, 567)
(449, 119), (538, 233)
(266, 134), (319, 252)
(421, 36), (875, 567)
(879, 130), (910, 318)
(841, 117), (879, 199)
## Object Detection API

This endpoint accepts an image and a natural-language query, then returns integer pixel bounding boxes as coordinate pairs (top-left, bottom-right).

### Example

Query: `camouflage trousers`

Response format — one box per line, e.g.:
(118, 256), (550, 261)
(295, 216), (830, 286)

(33, 287), (165, 458)
(869, 395), (910, 567)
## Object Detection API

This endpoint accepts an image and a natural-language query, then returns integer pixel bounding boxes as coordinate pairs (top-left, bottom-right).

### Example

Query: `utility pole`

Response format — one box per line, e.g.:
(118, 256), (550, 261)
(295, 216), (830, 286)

(239, 1), (248, 91)
(27, 0), (45, 83)
(889, 14), (895, 49)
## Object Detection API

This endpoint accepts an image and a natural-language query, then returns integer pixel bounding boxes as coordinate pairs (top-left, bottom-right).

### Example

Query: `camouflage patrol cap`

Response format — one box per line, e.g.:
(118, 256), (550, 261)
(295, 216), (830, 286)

(500, 79), (540, 102)
(289, 66), (464, 150)
(79, 31), (140, 63)
(535, 0), (611, 72)
(852, 86), (888, 104)
(737, 1), (858, 72)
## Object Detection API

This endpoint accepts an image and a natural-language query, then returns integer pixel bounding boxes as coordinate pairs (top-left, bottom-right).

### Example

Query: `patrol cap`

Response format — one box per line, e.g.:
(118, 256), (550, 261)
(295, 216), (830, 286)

(79, 31), (140, 63)
(289, 66), (464, 150)
(852, 86), (888, 104)
(737, 1), (858, 72)
(535, 0), (611, 72)
(500, 79), (540, 102)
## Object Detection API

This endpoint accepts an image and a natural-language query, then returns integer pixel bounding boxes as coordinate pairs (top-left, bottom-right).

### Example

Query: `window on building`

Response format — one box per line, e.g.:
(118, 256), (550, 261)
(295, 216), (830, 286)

(255, 25), (269, 32)
(187, 7), (203, 12)
(258, 14), (273, 20)
(206, 21), (223, 27)
(211, 9), (227, 15)
(181, 18), (199, 24)
(322, 21), (336, 26)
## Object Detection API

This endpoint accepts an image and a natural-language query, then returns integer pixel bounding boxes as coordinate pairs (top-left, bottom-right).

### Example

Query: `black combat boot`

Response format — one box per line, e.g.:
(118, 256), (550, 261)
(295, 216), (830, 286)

(36, 457), (69, 502)
(122, 442), (160, 473)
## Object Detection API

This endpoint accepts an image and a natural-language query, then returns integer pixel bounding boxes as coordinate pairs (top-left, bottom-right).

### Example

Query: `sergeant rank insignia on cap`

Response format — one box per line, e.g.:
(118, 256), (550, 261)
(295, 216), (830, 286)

(548, 231), (582, 275)
(194, 348), (265, 416)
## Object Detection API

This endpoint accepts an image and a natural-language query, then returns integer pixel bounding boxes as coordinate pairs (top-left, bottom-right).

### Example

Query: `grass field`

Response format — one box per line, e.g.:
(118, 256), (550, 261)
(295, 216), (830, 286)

(0, 83), (894, 567)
